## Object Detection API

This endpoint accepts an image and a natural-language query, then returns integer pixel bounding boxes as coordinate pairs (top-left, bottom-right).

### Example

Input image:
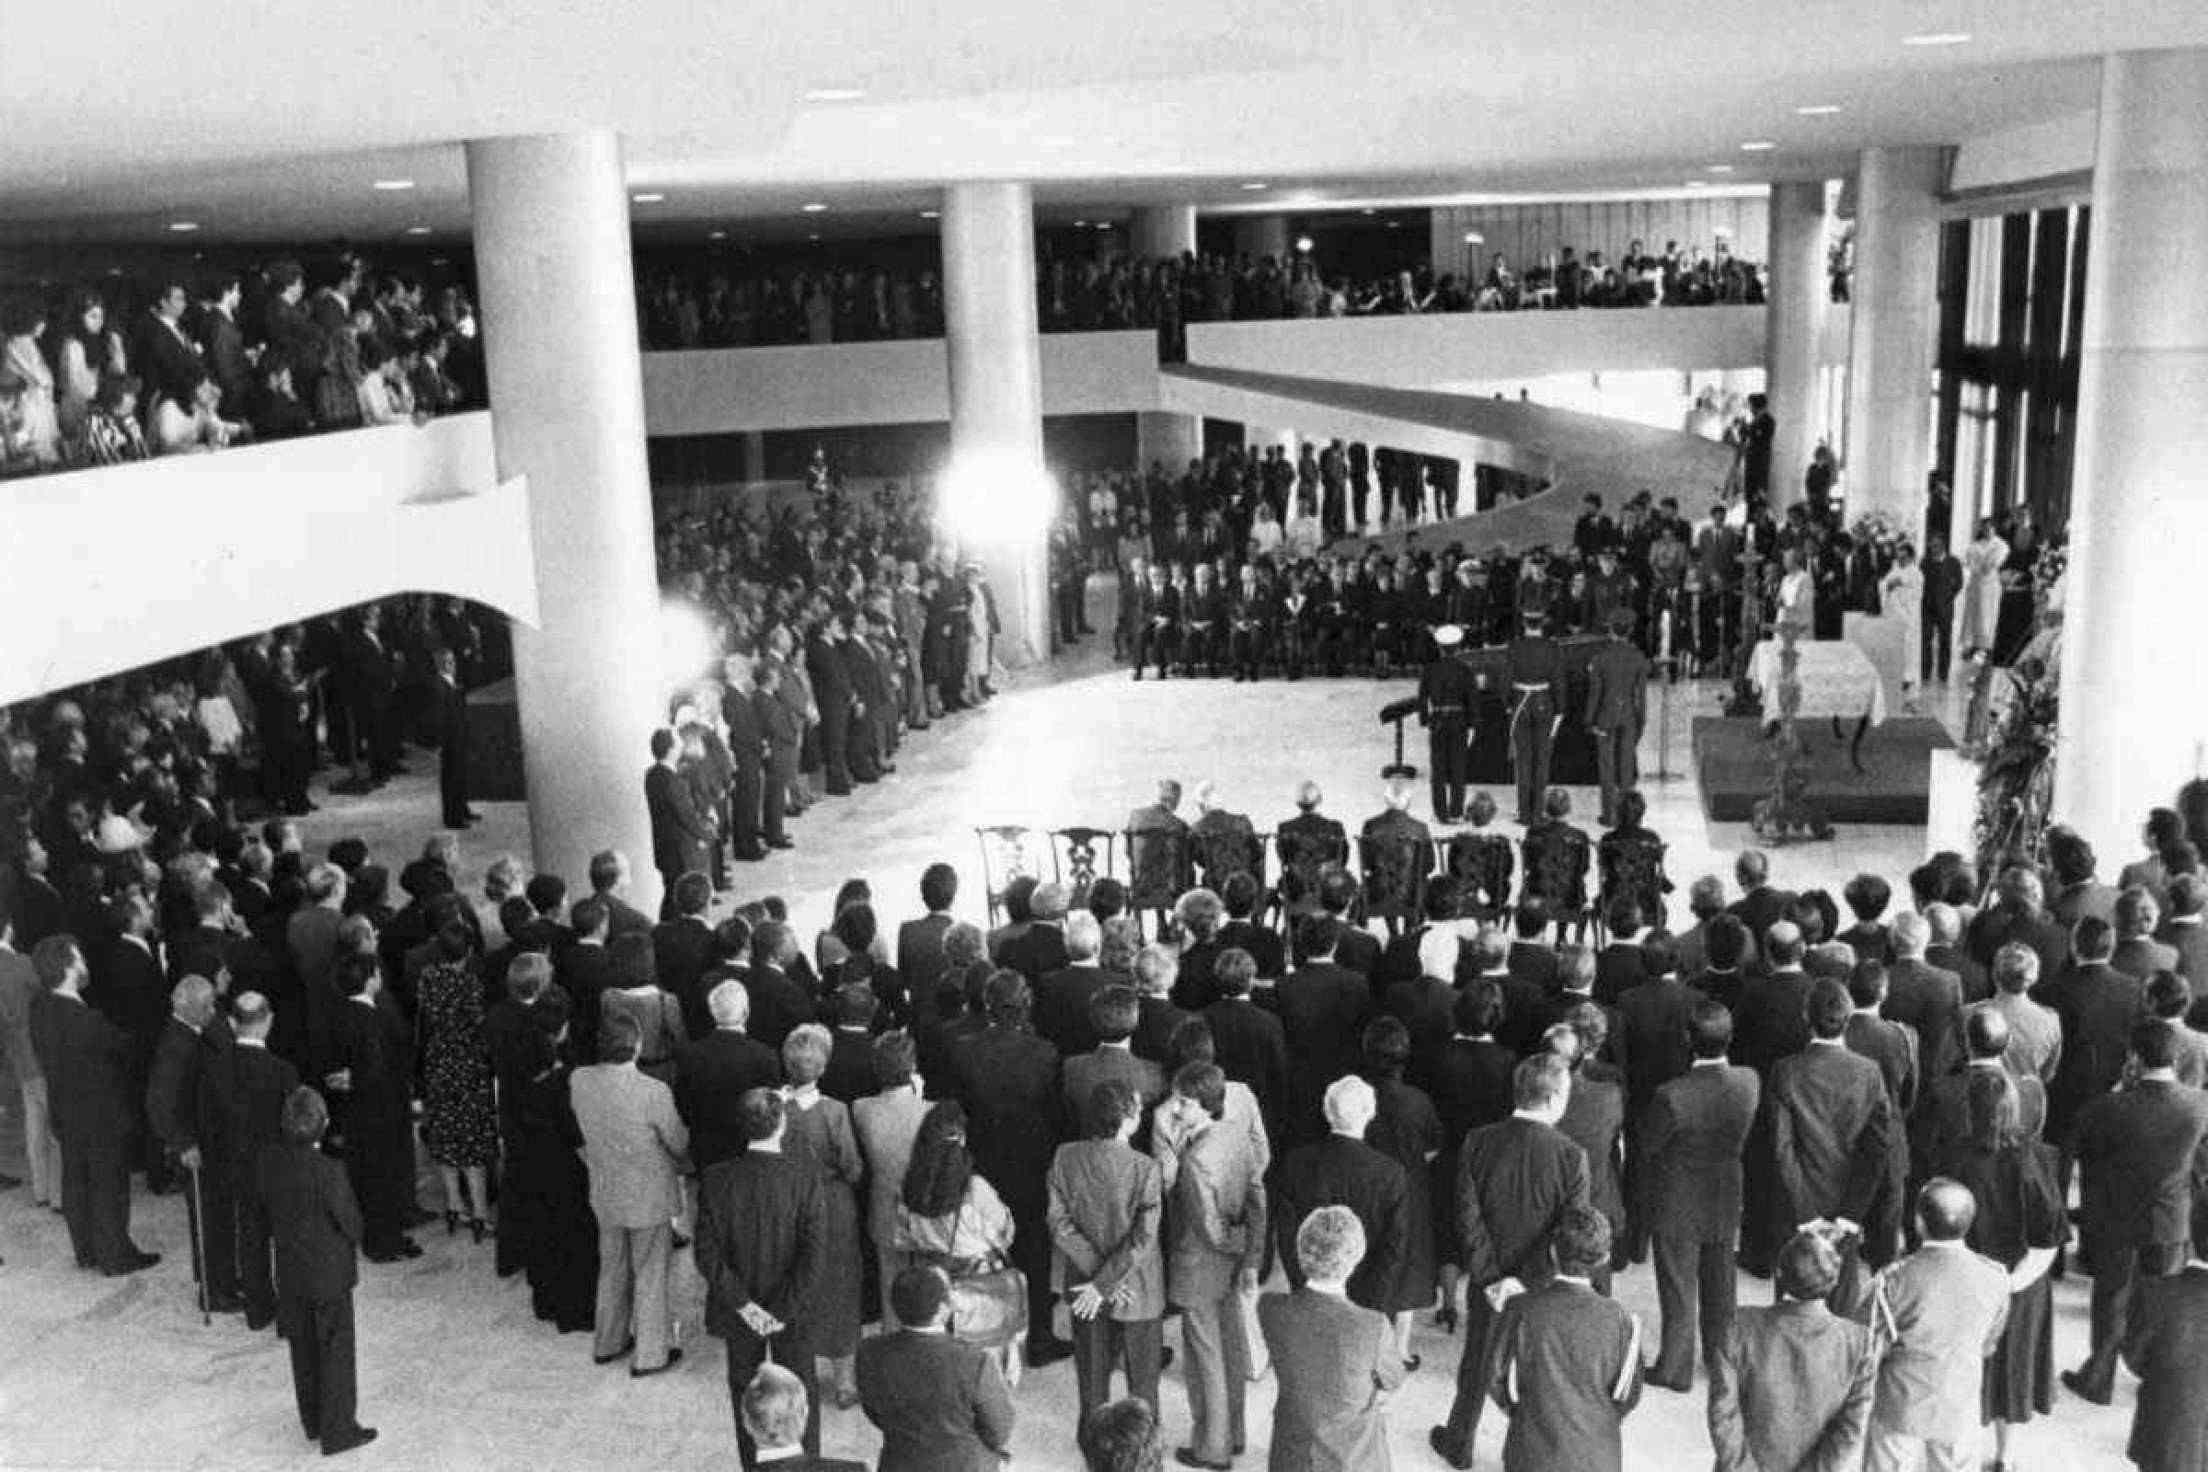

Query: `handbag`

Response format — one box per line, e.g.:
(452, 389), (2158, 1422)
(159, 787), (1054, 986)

(918, 1196), (1026, 1351)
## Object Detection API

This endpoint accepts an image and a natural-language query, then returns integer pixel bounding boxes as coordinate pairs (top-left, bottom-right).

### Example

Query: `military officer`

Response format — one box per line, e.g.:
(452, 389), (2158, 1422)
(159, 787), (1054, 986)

(1583, 608), (1651, 826)
(1421, 625), (1477, 822)
(1505, 609), (1566, 825)
(1581, 547), (1639, 638)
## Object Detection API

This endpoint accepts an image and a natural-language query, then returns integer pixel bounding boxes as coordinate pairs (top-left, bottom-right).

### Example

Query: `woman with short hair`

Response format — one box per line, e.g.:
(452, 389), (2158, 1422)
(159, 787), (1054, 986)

(781, 1023), (865, 1403)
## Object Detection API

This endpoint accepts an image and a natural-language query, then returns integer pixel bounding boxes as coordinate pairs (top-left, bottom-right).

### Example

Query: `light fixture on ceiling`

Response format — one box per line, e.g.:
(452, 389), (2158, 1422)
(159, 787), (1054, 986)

(1795, 103), (1843, 115)
(808, 232), (822, 241)
(1463, 231), (1484, 245)
(801, 201), (829, 213)
(1294, 236), (1314, 253)
(1073, 219), (1088, 228)
(708, 229), (728, 240)
(404, 225), (432, 236)
(372, 178), (416, 191)
(1241, 181), (1269, 191)
(167, 221), (199, 233)
(803, 86), (866, 103)
(1387, 220), (1402, 229)
(1686, 180), (1709, 189)
(1707, 163), (1735, 173)
(1740, 140), (1777, 152)
(1360, 207), (1377, 216)
(632, 192), (666, 203)
(1093, 221), (1111, 231)
(920, 209), (940, 219)
(1902, 30), (1972, 45)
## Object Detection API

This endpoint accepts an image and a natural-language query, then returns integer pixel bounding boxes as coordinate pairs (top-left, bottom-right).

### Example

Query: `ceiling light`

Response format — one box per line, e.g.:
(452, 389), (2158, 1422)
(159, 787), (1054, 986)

(1795, 103), (1843, 116)
(708, 229), (728, 240)
(1686, 180), (1709, 189)
(1902, 30), (1972, 45)
(632, 192), (666, 204)
(372, 178), (416, 191)
(801, 202), (829, 213)
(1740, 140), (1777, 152)
(1073, 219), (1088, 228)
(803, 87), (866, 103)
(167, 221), (199, 233)
(920, 209), (940, 219)
(1707, 164), (1735, 173)
(1387, 220), (1402, 229)
(405, 225), (432, 236)
(1361, 208), (1377, 216)
(1241, 181), (1269, 191)
(808, 232), (822, 241)
(1093, 222), (1111, 231)
(1295, 236), (1315, 253)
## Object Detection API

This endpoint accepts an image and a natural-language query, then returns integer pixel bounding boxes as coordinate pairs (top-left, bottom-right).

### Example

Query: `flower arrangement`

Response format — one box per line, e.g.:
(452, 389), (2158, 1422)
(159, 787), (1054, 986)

(1849, 509), (1908, 553)
(1971, 649), (2060, 883)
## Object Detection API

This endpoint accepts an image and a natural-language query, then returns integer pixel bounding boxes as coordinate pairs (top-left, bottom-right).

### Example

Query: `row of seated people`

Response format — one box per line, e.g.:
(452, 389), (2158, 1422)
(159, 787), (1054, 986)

(10, 783), (2208, 1471)
(0, 254), (481, 479)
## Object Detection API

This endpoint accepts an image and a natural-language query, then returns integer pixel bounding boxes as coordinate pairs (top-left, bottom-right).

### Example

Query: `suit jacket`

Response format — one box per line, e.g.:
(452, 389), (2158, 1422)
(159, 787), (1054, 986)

(1967, 902), (2069, 980)
(1842, 1012), (1919, 1130)
(145, 1015), (220, 1155)
(40, 990), (137, 1145)
(209, 1040), (300, 1187)
(1259, 1288), (1407, 1472)
(1164, 1115), (1269, 1302)
(745, 963), (817, 1051)
(1590, 942), (1648, 1008)
(1882, 957), (1965, 1085)
(1734, 970), (1813, 1078)
(2123, 1261), (2208, 1472)
(2114, 935), (2181, 983)
(998, 920), (1069, 984)
(1612, 978), (1709, 1115)
(1205, 997), (1290, 1140)
(1428, 1036), (1520, 1152)
(1487, 1279), (1643, 1472)
(88, 934), (167, 1048)
(1131, 993), (1192, 1066)
(651, 915), (719, 1040)
(673, 1028), (783, 1170)
(2072, 1078), (2208, 1255)
(570, 1062), (691, 1227)
(896, 913), (956, 1006)
(1506, 941), (1560, 998)
(1275, 1134), (1410, 1311)
(1642, 1062), (1760, 1243)
(1045, 1136), (1165, 1317)
(1865, 1243), (2011, 1442)
(1583, 637), (1649, 732)
(698, 1148), (827, 1343)
(1729, 886), (1797, 949)
(1062, 1045), (1166, 1124)
(258, 1141), (362, 1319)
(644, 762), (711, 877)
(946, 1025), (1063, 1216)
(1274, 961), (1376, 1131)
(1557, 1071), (1627, 1232)
(2034, 960), (2145, 1141)
(1708, 1299), (1877, 1472)
(1033, 962), (1113, 1057)
(1456, 1116), (1591, 1288)
(1769, 1042), (1892, 1231)
(854, 1328), (1017, 1472)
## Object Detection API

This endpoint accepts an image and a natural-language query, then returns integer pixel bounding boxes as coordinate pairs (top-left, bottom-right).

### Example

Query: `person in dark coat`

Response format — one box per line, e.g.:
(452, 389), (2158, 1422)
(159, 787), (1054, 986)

(1274, 1075), (1412, 1318)
(895, 863), (960, 1009)
(698, 1087), (830, 1469)
(1431, 1054), (1591, 1471)
(1426, 982), (1519, 1332)
(744, 922), (817, 1052)
(1202, 947), (1290, 1148)
(431, 647), (476, 829)
(2034, 915), (2146, 1159)
(484, 958), (598, 1328)
(319, 953), (418, 1262)
(2122, 1195), (2208, 1472)
(31, 934), (159, 1275)
(1546, 1017), (1627, 1285)
(1840, 962), (1919, 1270)
(944, 969), (1071, 1367)
(1611, 934), (1706, 1253)
(259, 1086), (376, 1457)
(1358, 1018), (1443, 1351)
(208, 991), (301, 1328)
(145, 973), (241, 1309)
(1033, 911), (1114, 1058)
(999, 881), (1072, 983)
(673, 976), (786, 1171)
(644, 729), (712, 912)
(1483, 1206), (1644, 1472)
(1270, 915), (1374, 1147)
(651, 873), (719, 1040)
(1885, 910), (1966, 1086)
(1766, 979), (1891, 1308)
(856, 1265), (1018, 1472)
(1706, 1228), (1879, 1472)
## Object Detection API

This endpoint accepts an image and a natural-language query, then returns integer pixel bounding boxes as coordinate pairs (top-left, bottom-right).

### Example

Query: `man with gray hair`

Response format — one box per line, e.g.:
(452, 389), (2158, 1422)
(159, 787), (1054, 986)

(148, 972), (240, 1310)
(1277, 779), (1350, 920)
(1966, 865), (2067, 981)
(1129, 944), (1191, 1066)
(1275, 1075), (1410, 1316)
(1920, 901), (1987, 1003)
(1036, 909), (1109, 1055)
(741, 1363), (863, 1470)
(215, 991), (301, 1328)
(260, 1084), (375, 1455)
(1675, 874), (1731, 977)
(674, 978), (782, 1171)
(1260, 1204), (1407, 1470)
(1000, 880), (1071, 983)
(1969, 941), (2061, 1085)
(1884, 911), (1965, 1086)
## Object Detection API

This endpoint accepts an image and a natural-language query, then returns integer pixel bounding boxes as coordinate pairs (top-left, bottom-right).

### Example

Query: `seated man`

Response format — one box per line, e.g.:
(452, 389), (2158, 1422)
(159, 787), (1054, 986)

(1359, 778), (1434, 937)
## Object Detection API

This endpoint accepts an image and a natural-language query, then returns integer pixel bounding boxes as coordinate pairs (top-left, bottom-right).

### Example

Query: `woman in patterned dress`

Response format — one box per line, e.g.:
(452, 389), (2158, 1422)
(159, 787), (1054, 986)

(780, 1024), (866, 1404)
(416, 908), (498, 1240)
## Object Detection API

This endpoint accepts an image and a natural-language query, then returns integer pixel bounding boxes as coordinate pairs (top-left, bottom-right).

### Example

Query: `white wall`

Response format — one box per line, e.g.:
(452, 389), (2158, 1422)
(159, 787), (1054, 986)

(1949, 110), (2096, 196)
(0, 413), (539, 705)
(640, 329), (1162, 437)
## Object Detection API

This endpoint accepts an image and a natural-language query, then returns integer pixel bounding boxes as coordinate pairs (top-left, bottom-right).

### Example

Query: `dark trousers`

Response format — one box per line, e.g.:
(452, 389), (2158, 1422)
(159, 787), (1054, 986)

(1592, 721), (1640, 824)
(238, 1188), (277, 1324)
(762, 753), (793, 843)
(61, 1130), (135, 1269)
(1651, 1233), (1737, 1385)
(1133, 625), (1177, 676)
(1922, 607), (1954, 682)
(1509, 693), (1557, 824)
(725, 1328), (818, 1470)
(730, 759), (762, 856)
(817, 705), (853, 793)
(1351, 478), (1370, 528)
(1011, 1207), (1057, 1345)
(1428, 719), (1468, 820)
(1439, 1282), (1503, 1455)
(182, 1162), (240, 1299)
(285, 1291), (359, 1444)
(343, 1127), (414, 1255)
(2077, 1242), (2183, 1398)
(439, 743), (468, 826)
(1073, 1312), (1163, 1417)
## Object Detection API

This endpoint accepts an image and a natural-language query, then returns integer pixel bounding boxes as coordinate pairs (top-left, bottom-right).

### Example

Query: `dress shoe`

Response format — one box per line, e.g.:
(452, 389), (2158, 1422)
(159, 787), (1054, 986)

(630, 1347), (684, 1378)
(1173, 1450), (1231, 1471)
(733, 846), (768, 862)
(321, 1427), (378, 1457)
(1645, 1371), (1693, 1393)
(593, 1336), (637, 1365)
(2060, 1368), (2112, 1406)
(1427, 1428), (1474, 1471)
(767, 837), (794, 850)
(103, 1251), (162, 1276)
(205, 1292), (246, 1314)
(403, 1206), (438, 1228)
(246, 1313), (274, 1332)
(1025, 1335), (1075, 1369)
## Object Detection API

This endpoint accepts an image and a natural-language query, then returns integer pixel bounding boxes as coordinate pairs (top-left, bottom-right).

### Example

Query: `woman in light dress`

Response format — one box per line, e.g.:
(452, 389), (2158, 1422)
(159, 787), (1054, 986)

(1958, 517), (2009, 659)
(1774, 546), (1815, 640)
(1880, 543), (1926, 710)
(2, 305), (61, 467)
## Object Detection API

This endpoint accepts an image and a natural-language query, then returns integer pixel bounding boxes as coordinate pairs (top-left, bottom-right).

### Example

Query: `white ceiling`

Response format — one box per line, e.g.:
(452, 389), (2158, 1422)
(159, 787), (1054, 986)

(1, 0), (2191, 246)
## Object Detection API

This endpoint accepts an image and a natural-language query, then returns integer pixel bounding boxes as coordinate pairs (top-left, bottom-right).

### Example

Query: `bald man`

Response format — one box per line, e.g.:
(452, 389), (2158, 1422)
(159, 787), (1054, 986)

(147, 973), (242, 1310)
(1859, 1180), (2009, 1472)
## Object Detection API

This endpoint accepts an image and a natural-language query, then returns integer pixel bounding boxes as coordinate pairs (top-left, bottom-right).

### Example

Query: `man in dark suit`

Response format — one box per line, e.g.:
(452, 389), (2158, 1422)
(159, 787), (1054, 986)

(1547, 1023), (1627, 1284)
(259, 1086), (376, 1456)
(1706, 1228), (1877, 1471)
(87, 893), (168, 1186)
(1271, 916), (1374, 1145)
(1484, 1207), (1645, 1472)
(1311, 867), (1383, 978)
(207, 991), (301, 1328)
(1884, 910), (1965, 1086)
(1274, 1075), (1410, 1314)
(587, 850), (656, 942)
(1839, 963), (1918, 1269)
(146, 973), (243, 1310)
(1130, 945), (1193, 1068)
(32, 935), (159, 1275)
(1915, 1009), (2048, 1164)
(556, 898), (616, 1065)
(1766, 979), (1891, 1306)
(427, 647), (476, 829)
(1612, 936), (1708, 1253)
(805, 612), (859, 795)
(674, 979), (784, 1171)
(134, 279), (206, 412)
(698, 1088), (829, 1468)
(2121, 1194), (2208, 1472)
(946, 970), (1071, 1367)
(2063, 1022), (2208, 1406)
(320, 954), (418, 1262)
(896, 862), (959, 1012)
(651, 872), (720, 1040)
(644, 729), (711, 917)
(1590, 897), (1651, 1006)
(338, 604), (403, 786)
(2157, 873), (2208, 994)
(1506, 903), (1561, 996)
(1583, 608), (1649, 826)
(2112, 886), (2180, 982)
(1035, 911), (1114, 1057)
(1358, 780), (1434, 932)
(2035, 915), (2146, 1165)
(1216, 871), (1285, 981)
(1204, 948), (1289, 1145)
(717, 664), (767, 863)
(1967, 866), (2070, 980)
(1061, 986), (1167, 1126)
(1734, 921), (1814, 1076)
(856, 1266), (1018, 1471)
(1726, 850), (1794, 947)
(1431, 1055), (1591, 1470)
(744, 923), (817, 1053)
(1000, 881), (1073, 984)
(1641, 1001), (1760, 1390)
(1275, 780), (1350, 920)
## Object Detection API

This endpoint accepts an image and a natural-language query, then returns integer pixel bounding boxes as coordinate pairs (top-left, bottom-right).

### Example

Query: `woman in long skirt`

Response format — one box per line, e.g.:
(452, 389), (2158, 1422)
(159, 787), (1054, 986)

(780, 1024), (866, 1404)
(1359, 1017), (1441, 1363)
(1880, 545), (1926, 709)
(1958, 517), (2009, 659)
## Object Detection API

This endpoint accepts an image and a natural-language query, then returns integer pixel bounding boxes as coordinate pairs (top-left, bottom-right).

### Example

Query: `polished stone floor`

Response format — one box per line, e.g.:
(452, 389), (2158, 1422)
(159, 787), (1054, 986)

(0, 605), (2140, 1471)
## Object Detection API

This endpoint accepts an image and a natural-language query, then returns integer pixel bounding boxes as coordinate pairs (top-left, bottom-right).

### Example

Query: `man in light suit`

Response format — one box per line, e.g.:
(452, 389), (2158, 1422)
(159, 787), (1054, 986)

(1969, 941), (2062, 1085)
(1639, 1001), (1760, 1391)
(1860, 1180), (2011, 1472)
(1047, 1078), (1166, 1417)
(855, 1266), (1017, 1472)
(1259, 1205), (1408, 1471)
(1707, 1228), (1878, 1472)
(1485, 1206), (1645, 1472)
(570, 1013), (691, 1378)
(739, 1365), (864, 1472)
(1158, 1063), (1268, 1471)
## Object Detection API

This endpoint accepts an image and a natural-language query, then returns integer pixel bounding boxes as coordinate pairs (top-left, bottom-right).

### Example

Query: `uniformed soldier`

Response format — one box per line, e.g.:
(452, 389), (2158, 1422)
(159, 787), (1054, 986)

(1582, 546), (1639, 635)
(1505, 609), (1565, 824)
(1420, 624), (1476, 822)
(1583, 607), (1651, 826)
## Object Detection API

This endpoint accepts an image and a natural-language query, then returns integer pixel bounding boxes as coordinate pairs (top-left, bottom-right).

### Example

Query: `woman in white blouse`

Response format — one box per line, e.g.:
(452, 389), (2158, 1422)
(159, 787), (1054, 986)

(151, 378), (248, 454)
(1958, 517), (2009, 659)
(1774, 545), (1815, 640)
(2, 306), (61, 466)
(1249, 502), (1285, 558)
(356, 342), (415, 426)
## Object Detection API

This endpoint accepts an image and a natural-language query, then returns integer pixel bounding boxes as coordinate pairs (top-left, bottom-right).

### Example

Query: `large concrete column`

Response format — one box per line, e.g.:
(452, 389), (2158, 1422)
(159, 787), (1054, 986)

(466, 132), (667, 911)
(1843, 146), (1945, 527)
(1137, 412), (1203, 473)
(1130, 205), (1198, 260)
(942, 180), (1052, 668)
(1232, 215), (1290, 261)
(1765, 181), (1829, 504)
(740, 430), (766, 484)
(2052, 50), (2208, 862)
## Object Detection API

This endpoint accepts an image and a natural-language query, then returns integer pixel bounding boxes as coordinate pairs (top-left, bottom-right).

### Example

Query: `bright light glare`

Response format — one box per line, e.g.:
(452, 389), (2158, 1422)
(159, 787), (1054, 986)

(938, 449), (1056, 547)
(1294, 235), (1315, 253)
(658, 601), (717, 688)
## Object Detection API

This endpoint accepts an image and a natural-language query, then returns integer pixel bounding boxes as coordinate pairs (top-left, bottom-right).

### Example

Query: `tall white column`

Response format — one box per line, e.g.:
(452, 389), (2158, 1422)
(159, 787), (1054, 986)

(1843, 146), (1945, 528)
(1130, 205), (1198, 260)
(466, 132), (667, 911)
(942, 180), (1051, 668)
(1765, 181), (1829, 503)
(2052, 50), (2208, 862)
(1232, 215), (1290, 261)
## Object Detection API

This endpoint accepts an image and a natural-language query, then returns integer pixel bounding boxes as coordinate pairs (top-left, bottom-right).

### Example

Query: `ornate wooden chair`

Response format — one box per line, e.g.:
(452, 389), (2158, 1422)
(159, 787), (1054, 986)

(973, 825), (1057, 928)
